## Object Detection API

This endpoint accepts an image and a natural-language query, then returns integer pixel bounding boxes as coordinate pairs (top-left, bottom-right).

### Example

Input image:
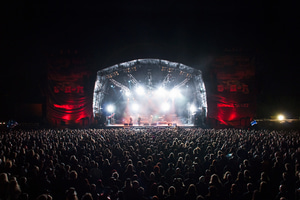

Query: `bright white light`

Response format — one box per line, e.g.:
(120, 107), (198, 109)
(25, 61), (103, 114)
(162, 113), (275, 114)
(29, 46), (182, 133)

(135, 86), (145, 95)
(106, 105), (115, 113)
(132, 103), (139, 112)
(189, 104), (197, 113)
(161, 102), (170, 112)
(277, 114), (285, 121)
(125, 90), (131, 97)
(170, 88), (181, 99)
(155, 87), (167, 97)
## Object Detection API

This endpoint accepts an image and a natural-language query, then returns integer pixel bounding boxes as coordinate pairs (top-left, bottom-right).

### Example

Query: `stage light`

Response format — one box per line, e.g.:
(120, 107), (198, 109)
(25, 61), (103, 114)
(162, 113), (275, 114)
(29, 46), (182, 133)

(161, 102), (170, 112)
(189, 104), (197, 113)
(170, 88), (181, 99)
(125, 90), (131, 97)
(132, 103), (139, 112)
(155, 87), (167, 97)
(136, 86), (145, 95)
(106, 104), (115, 113)
(277, 114), (285, 121)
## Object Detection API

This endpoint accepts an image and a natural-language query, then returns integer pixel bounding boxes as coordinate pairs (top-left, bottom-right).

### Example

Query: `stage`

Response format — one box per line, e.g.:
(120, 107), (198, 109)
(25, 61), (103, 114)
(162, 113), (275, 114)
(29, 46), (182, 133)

(104, 123), (195, 129)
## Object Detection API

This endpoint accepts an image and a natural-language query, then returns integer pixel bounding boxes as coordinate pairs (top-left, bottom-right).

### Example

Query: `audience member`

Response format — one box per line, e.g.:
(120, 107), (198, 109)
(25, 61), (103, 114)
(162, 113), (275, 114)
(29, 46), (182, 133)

(0, 128), (299, 200)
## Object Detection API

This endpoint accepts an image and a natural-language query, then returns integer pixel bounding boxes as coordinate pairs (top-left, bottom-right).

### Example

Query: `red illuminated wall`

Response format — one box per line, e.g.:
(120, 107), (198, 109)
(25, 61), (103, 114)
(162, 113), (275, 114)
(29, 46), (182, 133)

(207, 53), (256, 127)
(46, 51), (93, 127)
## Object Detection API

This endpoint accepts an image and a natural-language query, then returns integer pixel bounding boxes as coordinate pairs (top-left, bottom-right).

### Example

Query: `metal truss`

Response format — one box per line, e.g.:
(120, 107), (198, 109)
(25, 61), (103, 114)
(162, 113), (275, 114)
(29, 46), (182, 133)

(93, 59), (207, 121)
(109, 78), (130, 94)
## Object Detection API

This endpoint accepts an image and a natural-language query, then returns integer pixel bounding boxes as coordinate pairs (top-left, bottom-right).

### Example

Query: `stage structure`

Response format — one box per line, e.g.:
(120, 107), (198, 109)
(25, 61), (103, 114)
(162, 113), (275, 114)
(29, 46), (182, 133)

(47, 50), (93, 127)
(93, 59), (207, 127)
(207, 52), (256, 128)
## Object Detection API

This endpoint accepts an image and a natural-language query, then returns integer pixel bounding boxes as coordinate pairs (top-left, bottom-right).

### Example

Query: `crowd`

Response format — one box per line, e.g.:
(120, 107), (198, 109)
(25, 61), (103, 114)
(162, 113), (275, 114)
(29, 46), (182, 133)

(0, 127), (300, 200)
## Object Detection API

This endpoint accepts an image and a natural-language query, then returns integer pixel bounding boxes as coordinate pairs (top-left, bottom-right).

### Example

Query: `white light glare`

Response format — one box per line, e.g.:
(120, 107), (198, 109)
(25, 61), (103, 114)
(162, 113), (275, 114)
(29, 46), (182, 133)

(107, 105), (115, 113)
(132, 103), (139, 112)
(155, 87), (167, 97)
(189, 104), (197, 113)
(136, 86), (145, 95)
(170, 88), (181, 99)
(161, 102), (170, 112)
(125, 90), (131, 97)
(277, 114), (285, 121)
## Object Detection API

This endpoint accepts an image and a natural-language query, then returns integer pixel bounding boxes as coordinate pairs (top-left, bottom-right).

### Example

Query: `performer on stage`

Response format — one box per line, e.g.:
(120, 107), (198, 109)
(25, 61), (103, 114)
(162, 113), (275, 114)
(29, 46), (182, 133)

(138, 116), (141, 126)
(149, 115), (153, 125)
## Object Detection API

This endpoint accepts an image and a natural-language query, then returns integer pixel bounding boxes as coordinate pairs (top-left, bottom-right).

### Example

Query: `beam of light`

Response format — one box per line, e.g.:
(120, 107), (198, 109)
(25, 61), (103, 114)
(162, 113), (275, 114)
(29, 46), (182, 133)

(161, 102), (170, 112)
(106, 104), (115, 113)
(125, 90), (131, 97)
(189, 104), (197, 113)
(131, 103), (139, 112)
(277, 114), (285, 121)
(155, 87), (167, 97)
(135, 86), (145, 95)
(170, 88), (181, 99)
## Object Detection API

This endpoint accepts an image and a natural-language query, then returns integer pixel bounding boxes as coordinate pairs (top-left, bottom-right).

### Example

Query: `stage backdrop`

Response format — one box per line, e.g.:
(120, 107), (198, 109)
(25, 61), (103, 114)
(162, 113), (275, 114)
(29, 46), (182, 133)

(207, 53), (256, 127)
(46, 51), (93, 127)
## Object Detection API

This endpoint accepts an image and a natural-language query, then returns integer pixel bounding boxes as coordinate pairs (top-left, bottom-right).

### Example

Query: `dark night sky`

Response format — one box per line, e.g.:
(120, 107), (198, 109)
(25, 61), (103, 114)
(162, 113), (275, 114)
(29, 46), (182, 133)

(1, 1), (299, 119)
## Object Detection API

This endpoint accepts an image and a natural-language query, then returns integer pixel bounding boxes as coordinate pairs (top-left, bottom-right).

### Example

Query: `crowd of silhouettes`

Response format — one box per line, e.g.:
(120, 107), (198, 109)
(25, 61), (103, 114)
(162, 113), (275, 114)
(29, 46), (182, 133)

(0, 127), (300, 200)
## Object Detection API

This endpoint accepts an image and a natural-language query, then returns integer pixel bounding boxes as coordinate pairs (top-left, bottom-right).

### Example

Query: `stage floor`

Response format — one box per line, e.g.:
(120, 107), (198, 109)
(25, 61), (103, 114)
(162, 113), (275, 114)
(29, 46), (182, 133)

(105, 123), (195, 128)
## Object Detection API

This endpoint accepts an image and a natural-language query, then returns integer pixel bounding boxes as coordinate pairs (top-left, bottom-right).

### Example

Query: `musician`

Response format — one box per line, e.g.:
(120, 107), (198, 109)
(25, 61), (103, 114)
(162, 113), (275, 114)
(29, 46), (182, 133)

(149, 115), (153, 125)
(138, 116), (141, 126)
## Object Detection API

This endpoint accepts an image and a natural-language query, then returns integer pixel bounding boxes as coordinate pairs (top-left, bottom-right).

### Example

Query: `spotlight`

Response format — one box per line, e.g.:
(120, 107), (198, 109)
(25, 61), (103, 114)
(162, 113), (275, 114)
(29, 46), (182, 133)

(155, 87), (167, 97)
(106, 105), (115, 113)
(135, 86), (145, 95)
(170, 88), (181, 99)
(132, 103), (139, 112)
(161, 102), (170, 112)
(125, 90), (131, 97)
(277, 114), (285, 121)
(189, 104), (197, 113)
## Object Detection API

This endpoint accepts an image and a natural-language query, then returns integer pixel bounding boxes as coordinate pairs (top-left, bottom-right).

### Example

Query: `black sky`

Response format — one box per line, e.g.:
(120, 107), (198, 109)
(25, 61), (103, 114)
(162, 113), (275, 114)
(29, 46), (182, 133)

(1, 1), (299, 119)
